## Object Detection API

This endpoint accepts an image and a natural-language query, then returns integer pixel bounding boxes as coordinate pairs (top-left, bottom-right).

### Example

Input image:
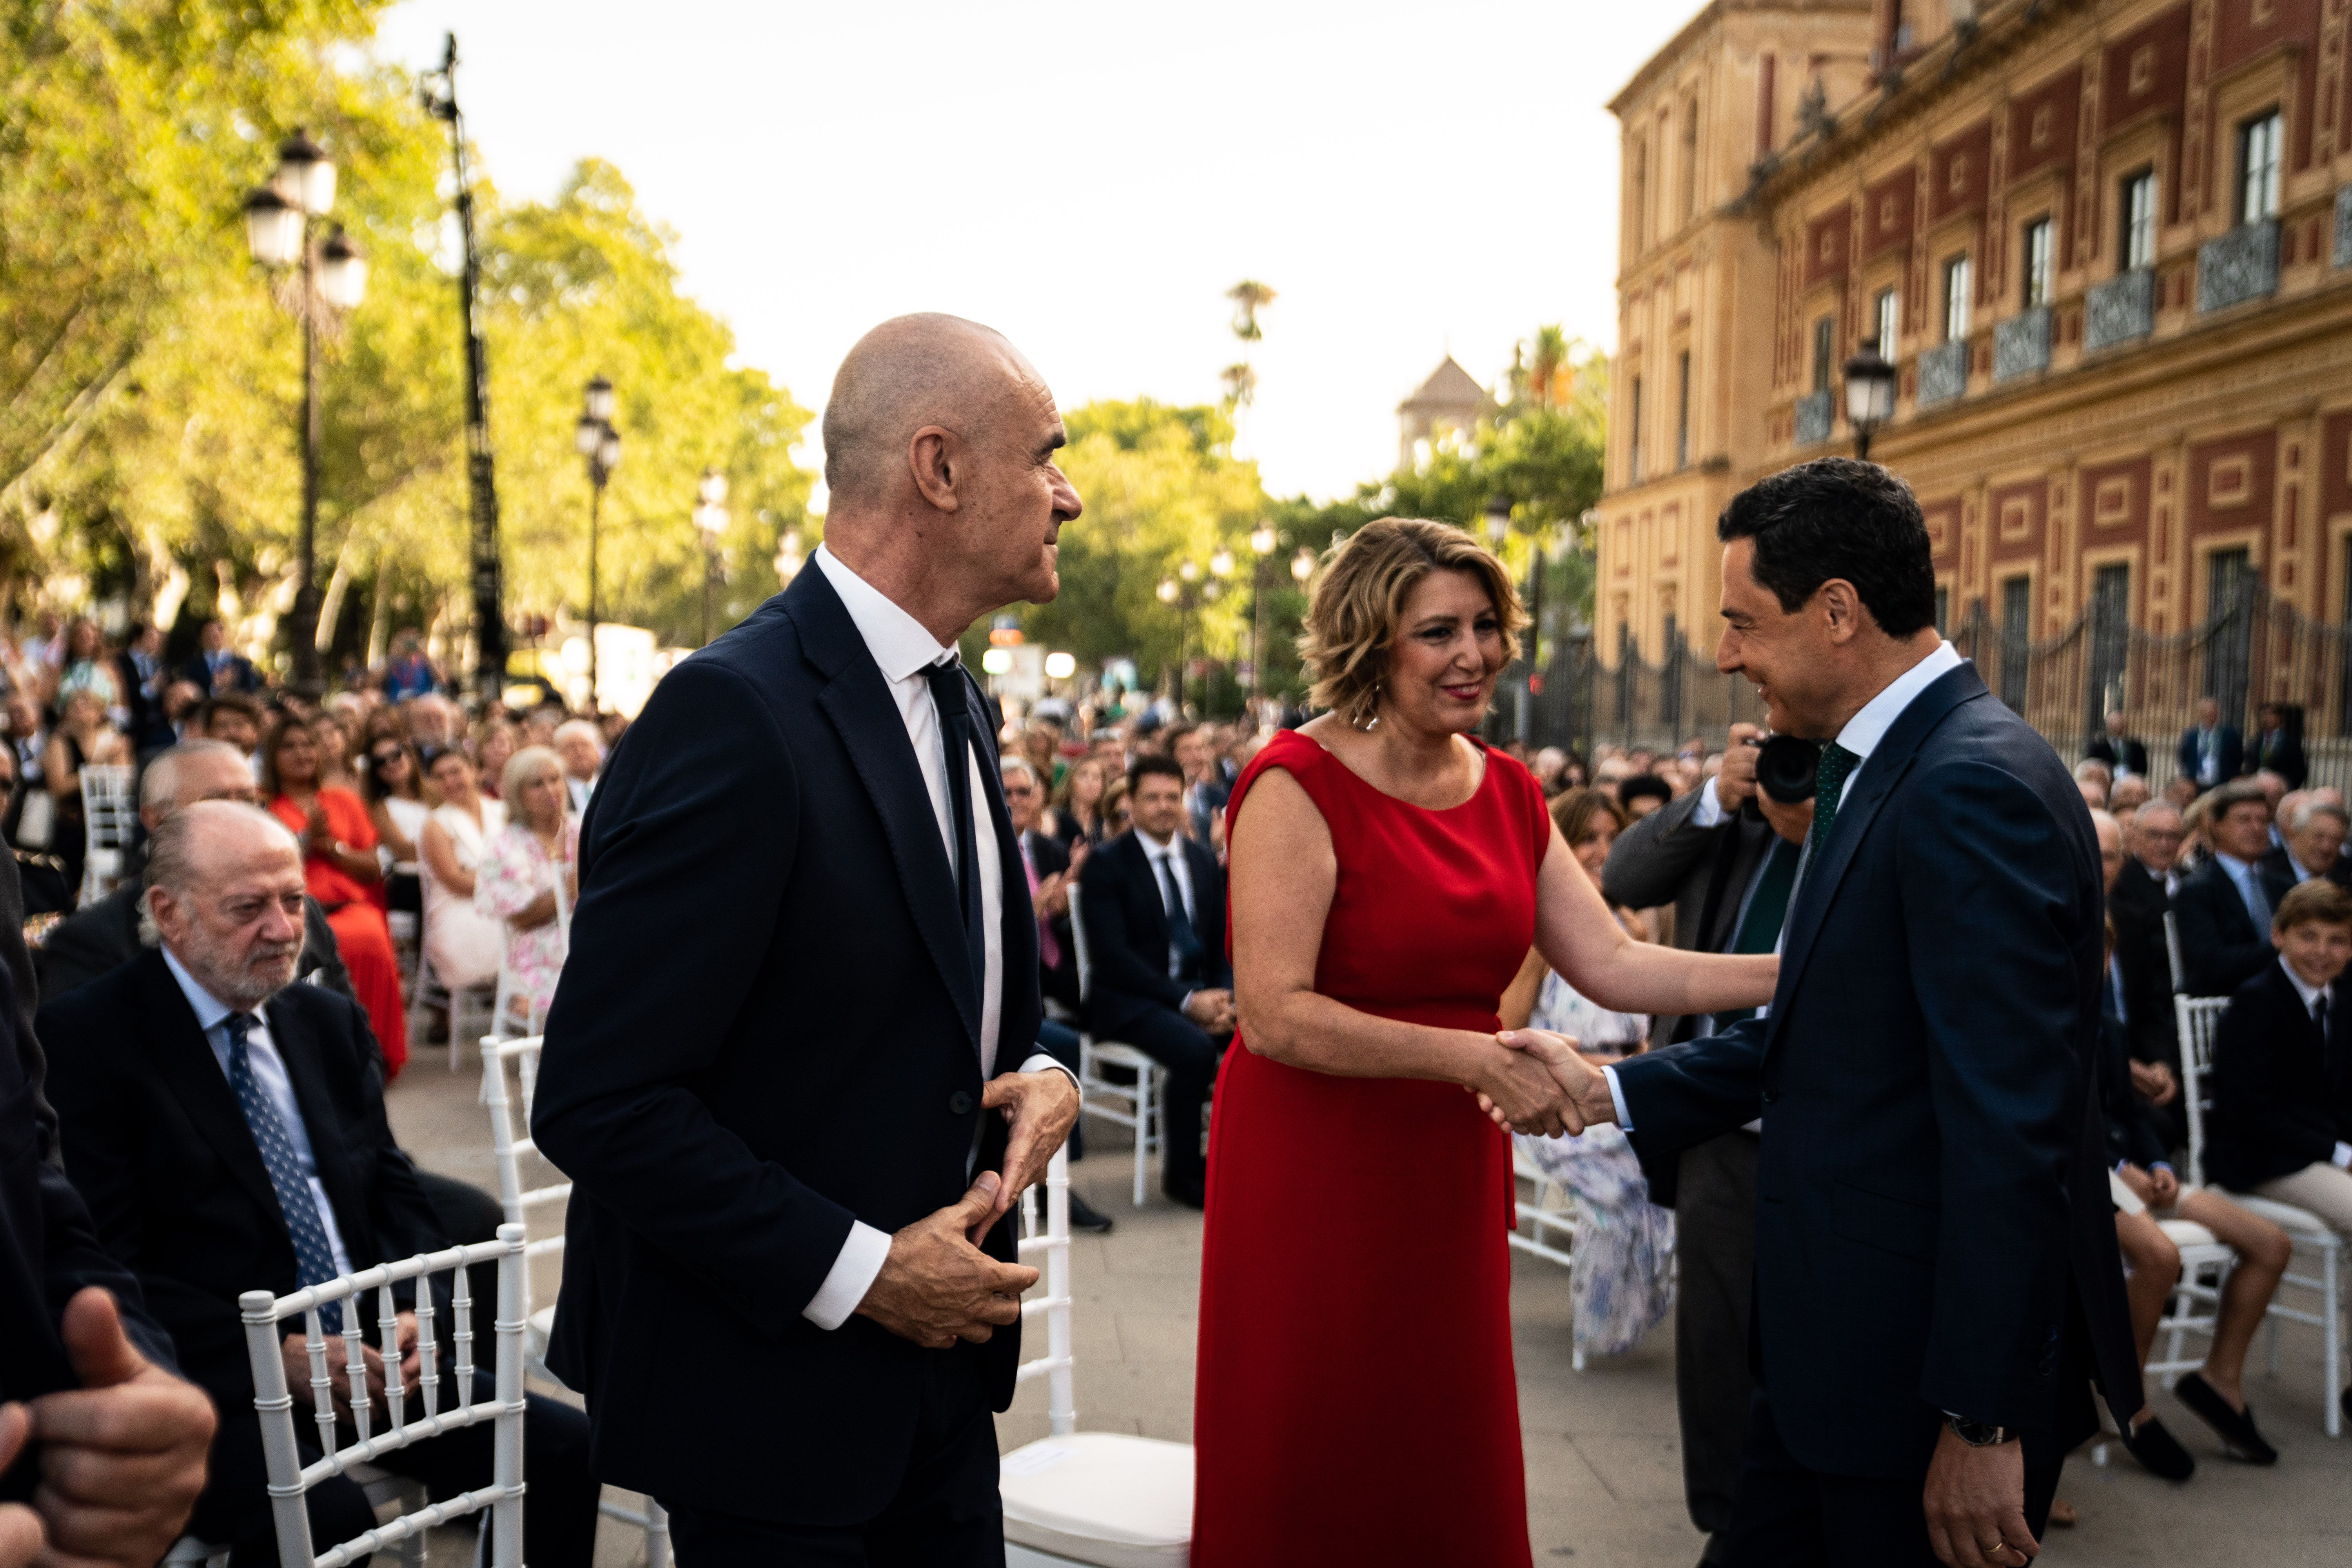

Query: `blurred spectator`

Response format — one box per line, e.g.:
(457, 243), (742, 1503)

(157, 679), (204, 750)
(361, 737), (432, 949)
(1172, 723), (1229, 845)
(1101, 776), (1132, 838)
(1532, 746), (1570, 795)
(1004, 757), (1080, 1014)
(477, 746), (578, 1026)
(2163, 775), (2200, 812)
(2109, 774), (2151, 814)
(418, 750), (508, 991)
(2172, 782), (2292, 996)
(2078, 776), (2109, 811)
(178, 618), (260, 695)
(2178, 696), (2244, 789)
(194, 694), (262, 772)
(1022, 726), (1065, 794)
(312, 709), (358, 793)
(404, 694), (459, 763)
(2267, 798), (2352, 891)
(44, 687), (128, 896)
(521, 705), (560, 749)
(552, 719), (604, 815)
(261, 717), (407, 1071)
(1050, 754), (1111, 848)
(121, 623), (172, 751)
(3, 691), (49, 852)
(54, 619), (120, 720)
(2109, 802), (2186, 1114)
(2075, 757), (2114, 795)
(379, 628), (443, 703)
(2087, 709), (2149, 778)
(1617, 774), (1673, 822)
(2251, 702), (2306, 789)
(474, 719), (520, 802)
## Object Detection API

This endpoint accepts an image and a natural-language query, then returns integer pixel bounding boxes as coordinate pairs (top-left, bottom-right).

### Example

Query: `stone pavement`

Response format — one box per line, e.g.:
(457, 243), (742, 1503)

(387, 1062), (2352, 1567)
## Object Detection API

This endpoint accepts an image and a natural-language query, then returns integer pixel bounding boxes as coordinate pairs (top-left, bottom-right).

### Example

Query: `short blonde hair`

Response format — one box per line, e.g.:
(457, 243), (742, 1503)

(1297, 517), (1526, 728)
(502, 744), (566, 820)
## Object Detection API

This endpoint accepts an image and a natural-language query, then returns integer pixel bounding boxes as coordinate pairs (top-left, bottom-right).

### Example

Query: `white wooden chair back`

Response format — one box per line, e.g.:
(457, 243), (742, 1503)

(1063, 882), (1164, 1208)
(2162, 909), (2186, 993)
(2172, 994), (2230, 1189)
(1014, 1143), (1076, 1434)
(77, 763), (135, 904)
(238, 1225), (527, 1568)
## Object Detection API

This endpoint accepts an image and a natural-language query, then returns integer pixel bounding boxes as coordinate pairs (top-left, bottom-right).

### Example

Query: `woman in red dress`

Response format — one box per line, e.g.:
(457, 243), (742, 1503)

(263, 717), (410, 1074)
(1194, 518), (1776, 1565)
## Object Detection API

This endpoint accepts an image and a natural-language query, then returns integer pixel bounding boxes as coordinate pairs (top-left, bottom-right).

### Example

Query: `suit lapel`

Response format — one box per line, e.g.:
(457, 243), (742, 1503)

(1766, 664), (1986, 1059)
(132, 953), (283, 1223)
(789, 569), (980, 1051)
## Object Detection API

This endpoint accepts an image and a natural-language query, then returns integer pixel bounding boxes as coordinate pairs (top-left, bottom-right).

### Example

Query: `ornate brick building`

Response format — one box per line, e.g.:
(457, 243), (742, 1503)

(1600, 0), (2352, 754)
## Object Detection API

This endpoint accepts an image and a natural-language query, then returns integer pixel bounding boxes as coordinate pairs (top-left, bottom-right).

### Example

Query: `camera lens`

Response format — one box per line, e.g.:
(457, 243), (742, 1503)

(1755, 734), (1822, 805)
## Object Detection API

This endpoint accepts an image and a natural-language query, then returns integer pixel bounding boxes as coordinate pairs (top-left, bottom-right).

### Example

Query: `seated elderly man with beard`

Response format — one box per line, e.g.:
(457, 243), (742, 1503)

(38, 802), (599, 1567)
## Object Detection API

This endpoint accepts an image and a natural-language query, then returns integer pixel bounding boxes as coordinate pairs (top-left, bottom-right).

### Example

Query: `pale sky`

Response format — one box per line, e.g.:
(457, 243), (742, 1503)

(375, 1), (1691, 503)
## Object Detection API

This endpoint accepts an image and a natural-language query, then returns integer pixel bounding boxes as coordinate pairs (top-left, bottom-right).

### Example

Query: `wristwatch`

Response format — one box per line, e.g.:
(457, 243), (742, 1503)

(1946, 1415), (2016, 1448)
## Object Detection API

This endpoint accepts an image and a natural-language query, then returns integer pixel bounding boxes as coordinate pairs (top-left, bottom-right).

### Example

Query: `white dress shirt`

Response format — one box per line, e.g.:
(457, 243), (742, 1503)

(801, 545), (1069, 1330)
(1608, 640), (1965, 1131)
(163, 947), (354, 1277)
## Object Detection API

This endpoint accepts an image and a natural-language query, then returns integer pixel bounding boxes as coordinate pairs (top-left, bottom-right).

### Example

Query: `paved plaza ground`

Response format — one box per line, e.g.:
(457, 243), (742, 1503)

(387, 1061), (2351, 1567)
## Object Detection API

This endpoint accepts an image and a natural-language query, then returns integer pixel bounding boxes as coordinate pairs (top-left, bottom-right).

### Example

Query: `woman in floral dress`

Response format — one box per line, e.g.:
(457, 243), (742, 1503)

(476, 745), (579, 1028)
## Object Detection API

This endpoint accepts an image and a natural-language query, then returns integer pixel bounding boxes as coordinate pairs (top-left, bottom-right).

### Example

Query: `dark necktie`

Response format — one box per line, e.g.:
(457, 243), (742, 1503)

(2314, 992), (2328, 1035)
(922, 659), (987, 1000)
(1715, 835), (1800, 1027)
(222, 1013), (343, 1332)
(1154, 848), (1204, 978)
(1809, 741), (1862, 857)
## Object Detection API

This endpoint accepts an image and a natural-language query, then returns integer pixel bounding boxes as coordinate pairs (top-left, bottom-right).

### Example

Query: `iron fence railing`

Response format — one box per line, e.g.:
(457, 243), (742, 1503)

(1523, 586), (2352, 792)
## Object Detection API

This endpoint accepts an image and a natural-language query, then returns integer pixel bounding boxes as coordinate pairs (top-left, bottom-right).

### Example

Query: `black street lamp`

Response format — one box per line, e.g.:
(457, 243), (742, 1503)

(693, 467), (730, 647)
(244, 129), (367, 696)
(1158, 559), (1210, 713)
(1247, 520), (1278, 709)
(1843, 336), (1897, 461)
(575, 376), (620, 712)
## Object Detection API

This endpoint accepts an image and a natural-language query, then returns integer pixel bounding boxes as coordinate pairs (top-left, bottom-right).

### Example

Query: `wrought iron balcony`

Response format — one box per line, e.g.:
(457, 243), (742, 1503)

(1993, 307), (2051, 383)
(1917, 340), (1968, 408)
(2085, 268), (2155, 352)
(2197, 218), (2279, 314)
(1793, 390), (1834, 447)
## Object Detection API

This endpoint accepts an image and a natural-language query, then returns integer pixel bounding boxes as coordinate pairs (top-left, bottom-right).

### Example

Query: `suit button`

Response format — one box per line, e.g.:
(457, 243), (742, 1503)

(948, 1091), (974, 1116)
(1761, 1089), (1781, 1107)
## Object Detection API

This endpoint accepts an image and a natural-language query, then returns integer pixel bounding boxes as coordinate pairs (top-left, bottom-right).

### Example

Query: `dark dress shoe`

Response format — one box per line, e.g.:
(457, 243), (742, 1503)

(2120, 1413), (2196, 1481)
(2174, 1372), (2279, 1464)
(1066, 1192), (1114, 1233)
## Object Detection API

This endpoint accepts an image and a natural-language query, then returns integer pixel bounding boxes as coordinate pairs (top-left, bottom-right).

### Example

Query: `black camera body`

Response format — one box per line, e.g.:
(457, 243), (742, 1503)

(1751, 733), (1822, 805)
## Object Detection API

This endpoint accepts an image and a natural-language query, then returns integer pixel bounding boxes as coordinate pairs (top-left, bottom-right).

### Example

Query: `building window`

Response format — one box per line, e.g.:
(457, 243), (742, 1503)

(1680, 99), (1700, 220)
(1628, 375), (1643, 483)
(1998, 574), (2031, 710)
(1676, 351), (1691, 469)
(2120, 168), (2157, 270)
(2022, 217), (2053, 308)
(1874, 287), (1900, 357)
(2239, 110), (2282, 223)
(1812, 316), (1835, 393)
(1632, 138), (1649, 252)
(1944, 254), (1972, 341)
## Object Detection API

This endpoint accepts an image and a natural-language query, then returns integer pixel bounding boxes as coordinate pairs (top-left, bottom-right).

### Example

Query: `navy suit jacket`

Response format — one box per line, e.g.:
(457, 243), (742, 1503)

(2171, 856), (2293, 997)
(1612, 662), (2140, 1480)
(2205, 961), (2352, 1191)
(2176, 723), (2244, 784)
(530, 563), (1042, 1526)
(1076, 829), (1229, 1034)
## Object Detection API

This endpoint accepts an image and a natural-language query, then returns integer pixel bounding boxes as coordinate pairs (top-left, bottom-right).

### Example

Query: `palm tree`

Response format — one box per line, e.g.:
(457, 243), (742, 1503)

(1529, 324), (1571, 410)
(1220, 362), (1259, 410)
(1227, 279), (1277, 343)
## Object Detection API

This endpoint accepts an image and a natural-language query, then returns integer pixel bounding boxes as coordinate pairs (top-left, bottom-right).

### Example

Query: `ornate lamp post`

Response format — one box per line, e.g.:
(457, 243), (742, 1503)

(574, 376), (620, 711)
(1247, 521), (1278, 704)
(693, 467), (730, 647)
(1843, 337), (1897, 461)
(244, 129), (366, 695)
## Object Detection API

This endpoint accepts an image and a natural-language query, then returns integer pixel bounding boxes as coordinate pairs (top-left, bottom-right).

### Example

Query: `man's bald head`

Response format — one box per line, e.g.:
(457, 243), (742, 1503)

(145, 802), (307, 1008)
(823, 314), (1034, 511)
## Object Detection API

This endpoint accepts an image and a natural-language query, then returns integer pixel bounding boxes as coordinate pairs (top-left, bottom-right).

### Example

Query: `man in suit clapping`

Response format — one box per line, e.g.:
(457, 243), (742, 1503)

(531, 314), (1083, 1564)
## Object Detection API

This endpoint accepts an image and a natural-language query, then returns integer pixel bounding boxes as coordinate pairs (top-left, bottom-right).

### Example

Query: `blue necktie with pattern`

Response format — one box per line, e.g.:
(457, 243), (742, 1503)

(223, 1013), (343, 1333)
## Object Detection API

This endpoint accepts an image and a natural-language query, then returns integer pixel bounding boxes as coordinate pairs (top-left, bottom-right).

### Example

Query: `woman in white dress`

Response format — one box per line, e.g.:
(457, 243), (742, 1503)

(417, 748), (508, 989)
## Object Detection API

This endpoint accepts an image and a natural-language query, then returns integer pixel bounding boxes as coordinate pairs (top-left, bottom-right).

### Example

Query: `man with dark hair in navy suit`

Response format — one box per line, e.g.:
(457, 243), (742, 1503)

(531, 313), (1083, 1566)
(1526, 457), (2139, 1568)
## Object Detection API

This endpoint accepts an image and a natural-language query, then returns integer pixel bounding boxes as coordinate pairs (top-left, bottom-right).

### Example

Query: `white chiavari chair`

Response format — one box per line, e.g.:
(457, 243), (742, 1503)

(1001, 1145), (1191, 1567)
(77, 762), (135, 906)
(237, 1225), (528, 1568)
(480, 1033), (671, 1564)
(1064, 884), (1165, 1207)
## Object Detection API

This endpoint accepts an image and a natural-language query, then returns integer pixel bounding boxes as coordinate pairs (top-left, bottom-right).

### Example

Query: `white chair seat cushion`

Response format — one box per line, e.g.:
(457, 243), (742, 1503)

(2218, 1192), (2339, 1240)
(2155, 1218), (2221, 1249)
(529, 1304), (555, 1357)
(1000, 1433), (1192, 1568)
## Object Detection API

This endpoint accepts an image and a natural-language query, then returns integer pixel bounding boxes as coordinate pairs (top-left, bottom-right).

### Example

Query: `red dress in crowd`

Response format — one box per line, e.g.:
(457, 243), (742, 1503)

(1192, 729), (1543, 1566)
(268, 789), (409, 1076)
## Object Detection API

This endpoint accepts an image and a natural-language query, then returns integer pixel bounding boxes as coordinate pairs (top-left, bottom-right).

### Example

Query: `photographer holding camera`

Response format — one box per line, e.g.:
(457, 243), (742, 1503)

(1601, 719), (1814, 1568)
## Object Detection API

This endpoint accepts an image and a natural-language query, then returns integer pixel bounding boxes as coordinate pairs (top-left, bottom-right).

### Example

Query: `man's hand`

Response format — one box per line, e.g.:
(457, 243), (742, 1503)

(982, 1067), (1080, 1222)
(0, 1405), (46, 1568)
(1716, 723), (1765, 812)
(855, 1175), (1040, 1350)
(2145, 1164), (2180, 1209)
(1465, 1032), (1581, 1138)
(2128, 1058), (2178, 1106)
(27, 1288), (216, 1568)
(1474, 1030), (1619, 1135)
(1923, 1425), (2036, 1568)
(1182, 988), (1234, 1032)
(281, 1308), (421, 1424)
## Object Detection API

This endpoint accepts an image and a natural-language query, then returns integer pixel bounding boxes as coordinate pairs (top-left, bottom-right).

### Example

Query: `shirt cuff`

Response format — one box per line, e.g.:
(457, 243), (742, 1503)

(802, 1221), (893, 1330)
(1691, 776), (1725, 829)
(2151, 1161), (2175, 1177)
(1602, 1065), (1633, 1132)
(2332, 1142), (2352, 1171)
(1017, 1051), (1078, 1084)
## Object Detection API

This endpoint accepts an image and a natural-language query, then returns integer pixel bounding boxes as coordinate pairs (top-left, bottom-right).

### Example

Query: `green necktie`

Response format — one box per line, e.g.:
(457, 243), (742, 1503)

(1809, 741), (1862, 857)
(1715, 835), (1801, 1027)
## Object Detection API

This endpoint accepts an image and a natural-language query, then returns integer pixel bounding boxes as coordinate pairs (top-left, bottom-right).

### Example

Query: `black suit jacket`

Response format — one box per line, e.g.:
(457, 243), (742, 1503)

(1076, 829), (1229, 1034)
(1613, 663), (2139, 1479)
(2097, 1015), (2173, 1172)
(2171, 857), (2293, 996)
(2206, 961), (2352, 1190)
(176, 652), (260, 695)
(35, 883), (352, 1008)
(2083, 735), (2148, 777)
(2250, 727), (2307, 788)
(39, 950), (440, 1416)
(529, 563), (1043, 1526)
(2106, 860), (2178, 1068)
(1602, 784), (1782, 1049)
(2176, 723), (2244, 785)
(2260, 843), (2352, 896)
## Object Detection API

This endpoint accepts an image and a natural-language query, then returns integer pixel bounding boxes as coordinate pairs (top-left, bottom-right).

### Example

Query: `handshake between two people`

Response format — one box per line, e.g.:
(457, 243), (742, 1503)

(1467, 1029), (1621, 1140)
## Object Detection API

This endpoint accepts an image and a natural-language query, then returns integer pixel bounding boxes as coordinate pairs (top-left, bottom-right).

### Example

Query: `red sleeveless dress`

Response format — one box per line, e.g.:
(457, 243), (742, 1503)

(1192, 730), (1545, 1566)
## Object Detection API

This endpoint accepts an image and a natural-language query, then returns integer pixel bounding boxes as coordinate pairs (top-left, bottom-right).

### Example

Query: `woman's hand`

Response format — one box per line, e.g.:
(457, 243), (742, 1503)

(304, 802), (334, 855)
(1472, 1029), (1620, 1135)
(1465, 1034), (1579, 1139)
